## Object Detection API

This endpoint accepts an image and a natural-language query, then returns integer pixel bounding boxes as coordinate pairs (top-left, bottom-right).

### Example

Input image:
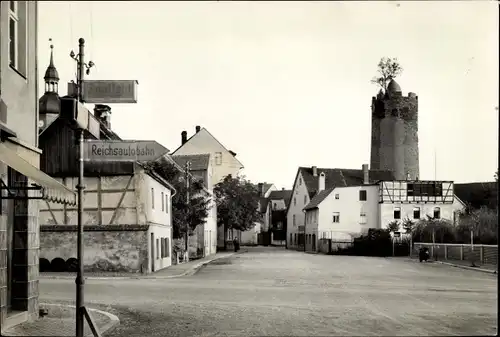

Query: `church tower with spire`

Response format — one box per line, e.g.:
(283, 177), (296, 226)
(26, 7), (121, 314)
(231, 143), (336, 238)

(39, 43), (61, 131)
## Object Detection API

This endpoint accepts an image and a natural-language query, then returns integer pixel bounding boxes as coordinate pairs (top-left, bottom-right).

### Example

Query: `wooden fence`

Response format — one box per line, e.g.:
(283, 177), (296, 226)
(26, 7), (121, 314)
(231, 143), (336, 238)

(413, 242), (498, 266)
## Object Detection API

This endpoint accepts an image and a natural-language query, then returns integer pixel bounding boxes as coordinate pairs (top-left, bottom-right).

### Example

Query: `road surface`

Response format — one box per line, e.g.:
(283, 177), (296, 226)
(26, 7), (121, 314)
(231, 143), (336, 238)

(39, 247), (498, 336)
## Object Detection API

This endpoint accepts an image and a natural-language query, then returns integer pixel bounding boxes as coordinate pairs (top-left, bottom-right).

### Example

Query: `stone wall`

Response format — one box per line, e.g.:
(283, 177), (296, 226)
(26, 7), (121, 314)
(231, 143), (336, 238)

(370, 92), (419, 180)
(39, 225), (149, 273)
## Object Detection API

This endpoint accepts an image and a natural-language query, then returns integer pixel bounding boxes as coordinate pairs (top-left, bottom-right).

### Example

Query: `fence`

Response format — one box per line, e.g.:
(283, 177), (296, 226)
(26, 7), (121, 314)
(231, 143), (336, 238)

(413, 242), (498, 266)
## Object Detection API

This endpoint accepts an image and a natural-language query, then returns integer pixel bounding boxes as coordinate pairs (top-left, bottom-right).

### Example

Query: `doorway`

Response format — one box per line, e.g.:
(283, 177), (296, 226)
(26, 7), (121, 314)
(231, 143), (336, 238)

(150, 233), (155, 272)
(312, 234), (316, 252)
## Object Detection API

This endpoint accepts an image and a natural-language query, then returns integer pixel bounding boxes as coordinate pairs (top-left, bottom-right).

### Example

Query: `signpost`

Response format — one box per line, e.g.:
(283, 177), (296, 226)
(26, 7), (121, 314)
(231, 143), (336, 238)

(84, 140), (169, 162)
(82, 80), (138, 103)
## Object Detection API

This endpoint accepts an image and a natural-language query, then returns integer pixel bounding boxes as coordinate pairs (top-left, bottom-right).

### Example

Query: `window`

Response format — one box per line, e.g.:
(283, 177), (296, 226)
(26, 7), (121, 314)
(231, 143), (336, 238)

(407, 182), (443, 197)
(332, 212), (340, 223)
(360, 212), (367, 224)
(290, 233), (292, 245)
(156, 239), (160, 259)
(215, 152), (222, 165)
(164, 238), (170, 257)
(165, 194), (169, 213)
(294, 197), (296, 206)
(303, 195), (307, 204)
(293, 214), (296, 226)
(394, 207), (401, 220)
(413, 207), (420, 219)
(9, 1), (18, 69)
(335, 194), (339, 200)
(160, 238), (164, 258)
(434, 207), (441, 219)
(299, 177), (302, 186)
(273, 203), (277, 210)
(151, 188), (155, 209)
(9, 1), (26, 75)
(161, 192), (164, 211)
(294, 233), (297, 244)
(359, 190), (367, 201)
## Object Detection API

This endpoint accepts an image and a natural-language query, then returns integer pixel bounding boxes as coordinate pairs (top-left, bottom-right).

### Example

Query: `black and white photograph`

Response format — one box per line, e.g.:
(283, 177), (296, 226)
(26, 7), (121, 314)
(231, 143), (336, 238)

(0, 1), (498, 336)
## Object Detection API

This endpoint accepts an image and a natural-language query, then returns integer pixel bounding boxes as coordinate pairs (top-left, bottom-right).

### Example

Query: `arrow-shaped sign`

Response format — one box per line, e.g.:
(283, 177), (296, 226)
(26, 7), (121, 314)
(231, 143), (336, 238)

(84, 140), (169, 162)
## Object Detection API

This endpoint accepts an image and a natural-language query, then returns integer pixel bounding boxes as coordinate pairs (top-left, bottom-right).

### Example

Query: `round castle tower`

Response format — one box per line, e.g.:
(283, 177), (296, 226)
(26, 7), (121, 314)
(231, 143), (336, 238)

(370, 79), (419, 180)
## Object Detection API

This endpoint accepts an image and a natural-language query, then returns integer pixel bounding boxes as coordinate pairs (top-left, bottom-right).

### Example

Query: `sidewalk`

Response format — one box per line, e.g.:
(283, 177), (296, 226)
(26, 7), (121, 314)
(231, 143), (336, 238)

(1, 303), (119, 336)
(40, 251), (241, 280)
(397, 256), (497, 275)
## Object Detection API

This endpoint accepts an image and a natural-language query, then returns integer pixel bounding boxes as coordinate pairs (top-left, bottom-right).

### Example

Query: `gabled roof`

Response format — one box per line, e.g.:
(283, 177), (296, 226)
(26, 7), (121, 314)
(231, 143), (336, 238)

(454, 182), (498, 210)
(172, 127), (244, 169)
(304, 187), (335, 211)
(268, 190), (293, 208)
(299, 167), (395, 199)
(171, 154), (211, 171)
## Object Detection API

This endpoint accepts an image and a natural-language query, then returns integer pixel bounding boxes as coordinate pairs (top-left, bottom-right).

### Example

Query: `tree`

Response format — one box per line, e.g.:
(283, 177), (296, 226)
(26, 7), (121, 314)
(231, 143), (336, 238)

(371, 57), (403, 92)
(387, 220), (400, 233)
(456, 206), (497, 245)
(145, 158), (212, 239)
(402, 217), (416, 234)
(413, 216), (455, 243)
(214, 175), (262, 248)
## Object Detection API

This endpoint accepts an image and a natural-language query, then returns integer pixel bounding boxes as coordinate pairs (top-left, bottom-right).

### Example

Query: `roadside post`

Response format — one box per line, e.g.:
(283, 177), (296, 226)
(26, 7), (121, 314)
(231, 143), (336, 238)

(67, 37), (154, 337)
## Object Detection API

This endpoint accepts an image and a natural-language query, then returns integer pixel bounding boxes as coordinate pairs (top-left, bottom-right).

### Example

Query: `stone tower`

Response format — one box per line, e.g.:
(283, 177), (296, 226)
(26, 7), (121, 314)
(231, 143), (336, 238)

(370, 79), (419, 180)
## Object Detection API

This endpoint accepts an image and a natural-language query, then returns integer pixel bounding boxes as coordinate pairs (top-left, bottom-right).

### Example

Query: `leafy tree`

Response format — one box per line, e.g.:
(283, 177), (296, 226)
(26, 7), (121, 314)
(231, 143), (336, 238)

(402, 217), (416, 234)
(214, 175), (262, 248)
(387, 220), (400, 233)
(145, 158), (212, 239)
(371, 57), (403, 92)
(456, 206), (497, 245)
(413, 216), (455, 243)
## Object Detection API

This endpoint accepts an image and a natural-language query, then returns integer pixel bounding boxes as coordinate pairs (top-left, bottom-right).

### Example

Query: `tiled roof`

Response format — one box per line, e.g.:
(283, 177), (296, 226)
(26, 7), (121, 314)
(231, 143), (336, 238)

(268, 190), (293, 207)
(303, 188), (335, 211)
(454, 182), (498, 210)
(171, 154), (210, 171)
(299, 167), (395, 199)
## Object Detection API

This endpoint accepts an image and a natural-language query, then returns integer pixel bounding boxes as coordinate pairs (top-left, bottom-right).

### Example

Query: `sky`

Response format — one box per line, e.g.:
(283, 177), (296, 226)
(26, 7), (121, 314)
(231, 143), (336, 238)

(38, 1), (499, 190)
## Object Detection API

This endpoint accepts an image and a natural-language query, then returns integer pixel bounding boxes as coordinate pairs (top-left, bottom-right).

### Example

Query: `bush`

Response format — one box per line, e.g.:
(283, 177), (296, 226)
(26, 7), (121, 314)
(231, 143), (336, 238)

(332, 229), (392, 257)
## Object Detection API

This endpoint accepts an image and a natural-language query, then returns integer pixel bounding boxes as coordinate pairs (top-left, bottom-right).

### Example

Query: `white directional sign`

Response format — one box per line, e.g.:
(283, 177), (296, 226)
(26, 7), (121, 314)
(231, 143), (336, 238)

(82, 80), (138, 103)
(84, 140), (169, 162)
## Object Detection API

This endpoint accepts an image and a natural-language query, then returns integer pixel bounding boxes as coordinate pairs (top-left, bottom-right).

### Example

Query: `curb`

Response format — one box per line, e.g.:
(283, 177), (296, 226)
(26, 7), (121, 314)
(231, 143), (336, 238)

(39, 303), (120, 337)
(40, 252), (240, 280)
(436, 261), (497, 275)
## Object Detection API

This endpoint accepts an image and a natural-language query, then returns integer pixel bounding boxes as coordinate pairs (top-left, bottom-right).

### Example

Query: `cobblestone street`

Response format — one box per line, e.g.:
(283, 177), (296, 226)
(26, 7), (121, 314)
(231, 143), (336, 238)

(39, 247), (498, 336)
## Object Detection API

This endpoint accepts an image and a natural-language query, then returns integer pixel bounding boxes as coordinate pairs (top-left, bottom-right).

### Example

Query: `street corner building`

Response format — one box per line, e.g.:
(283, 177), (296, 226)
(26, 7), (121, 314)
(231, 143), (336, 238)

(36, 45), (174, 274)
(0, 0), (76, 331)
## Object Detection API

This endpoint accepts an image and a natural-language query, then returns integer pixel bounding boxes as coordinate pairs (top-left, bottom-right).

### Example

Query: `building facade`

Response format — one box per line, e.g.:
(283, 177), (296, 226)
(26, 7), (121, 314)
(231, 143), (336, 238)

(38, 167), (174, 273)
(1, 1), (77, 331)
(286, 165), (394, 250)
(303, 178), (465, 253)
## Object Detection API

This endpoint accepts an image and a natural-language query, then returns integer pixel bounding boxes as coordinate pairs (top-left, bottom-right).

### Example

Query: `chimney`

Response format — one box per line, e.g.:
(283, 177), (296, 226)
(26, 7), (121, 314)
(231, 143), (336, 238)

(257, 183), (264, 196)
(312, 166), (318, 177)
(282, 187), (285, 191)
(181, 131), (187, 145)
(362, 164), (369, 184)
(318, 172), (325, 192)
(195, 125), (201, 133)
(94, 104), (112, 129)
